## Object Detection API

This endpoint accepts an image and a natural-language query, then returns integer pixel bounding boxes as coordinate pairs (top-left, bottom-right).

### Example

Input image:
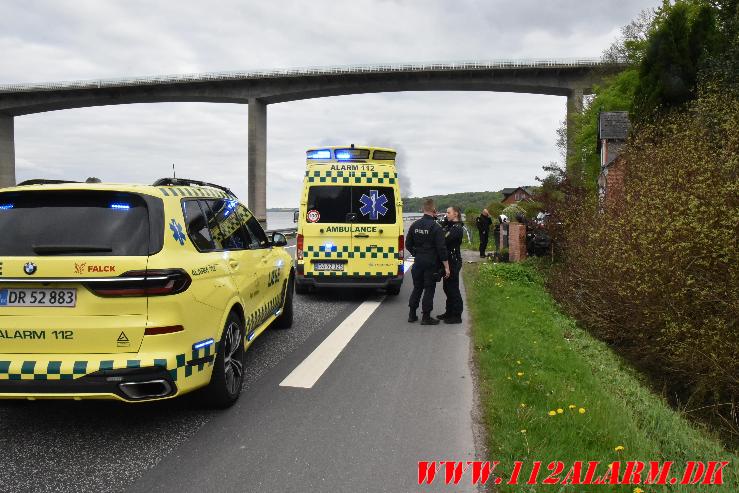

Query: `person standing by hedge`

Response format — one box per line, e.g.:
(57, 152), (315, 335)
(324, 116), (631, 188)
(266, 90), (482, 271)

(476, 209), (493, 258)
(438, 206), (464, 324)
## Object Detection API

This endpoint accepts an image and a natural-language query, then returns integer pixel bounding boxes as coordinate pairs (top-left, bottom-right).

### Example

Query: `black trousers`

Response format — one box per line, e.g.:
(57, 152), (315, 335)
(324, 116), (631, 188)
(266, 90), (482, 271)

(408, 261), (437, 314)
(479, 231), (489, 256)
(443, 259), (463, 316)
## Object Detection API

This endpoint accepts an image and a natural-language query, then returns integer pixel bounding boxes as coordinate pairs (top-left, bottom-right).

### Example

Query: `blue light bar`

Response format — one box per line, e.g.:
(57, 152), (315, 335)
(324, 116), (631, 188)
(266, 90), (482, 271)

(110, 203), (130, 210)
(335, 151), (352, 160)
(223, 199), (237, 218)
(0, 204), (13, 210)
(192, 338), (215, 350)
(307, 149), (331, 159)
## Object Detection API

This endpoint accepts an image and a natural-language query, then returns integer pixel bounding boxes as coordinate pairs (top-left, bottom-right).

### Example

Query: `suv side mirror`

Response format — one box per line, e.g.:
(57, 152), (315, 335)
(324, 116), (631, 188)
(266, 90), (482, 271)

(293, 210), (299, 223)
(272, 232), (288, 247)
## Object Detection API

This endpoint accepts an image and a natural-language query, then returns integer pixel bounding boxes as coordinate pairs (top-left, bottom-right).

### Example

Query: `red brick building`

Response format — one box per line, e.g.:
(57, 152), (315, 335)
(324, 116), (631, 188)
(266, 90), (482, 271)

(597, 111), (630, 204)
(500, 186), (534, 205)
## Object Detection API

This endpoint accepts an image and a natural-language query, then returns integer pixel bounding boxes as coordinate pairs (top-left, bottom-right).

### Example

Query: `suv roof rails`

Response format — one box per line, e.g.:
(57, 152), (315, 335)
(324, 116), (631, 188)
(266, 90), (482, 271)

(17, 179), (80, 186)
(152, 178), (237, 198)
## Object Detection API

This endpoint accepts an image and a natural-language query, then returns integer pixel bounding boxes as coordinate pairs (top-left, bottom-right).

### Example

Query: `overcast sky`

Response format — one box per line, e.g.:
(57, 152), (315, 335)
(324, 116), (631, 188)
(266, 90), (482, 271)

(1, 0), (655, 207)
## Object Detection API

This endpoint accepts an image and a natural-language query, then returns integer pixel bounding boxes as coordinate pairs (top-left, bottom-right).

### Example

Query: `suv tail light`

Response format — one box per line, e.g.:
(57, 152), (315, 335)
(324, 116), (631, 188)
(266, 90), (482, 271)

(86, 269), (192, 297)
(297, 234), (304, 260)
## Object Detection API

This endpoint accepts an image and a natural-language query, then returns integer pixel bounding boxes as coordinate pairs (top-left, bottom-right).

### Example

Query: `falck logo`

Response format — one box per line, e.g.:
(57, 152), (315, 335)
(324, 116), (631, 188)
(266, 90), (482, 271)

(74, 263), (87, 275)
(24, 262), (37, 275)
(358, 190), (389, 221)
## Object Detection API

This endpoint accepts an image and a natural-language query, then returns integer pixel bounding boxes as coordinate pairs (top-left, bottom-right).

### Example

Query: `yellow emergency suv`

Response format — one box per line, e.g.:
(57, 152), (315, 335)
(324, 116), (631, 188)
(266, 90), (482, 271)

(295, 146), (404, 295)
(0, 178), (293, 406)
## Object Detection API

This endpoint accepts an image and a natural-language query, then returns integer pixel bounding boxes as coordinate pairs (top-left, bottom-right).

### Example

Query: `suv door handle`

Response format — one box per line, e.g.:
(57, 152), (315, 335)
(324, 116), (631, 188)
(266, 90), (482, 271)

(354, 233), (370, 238)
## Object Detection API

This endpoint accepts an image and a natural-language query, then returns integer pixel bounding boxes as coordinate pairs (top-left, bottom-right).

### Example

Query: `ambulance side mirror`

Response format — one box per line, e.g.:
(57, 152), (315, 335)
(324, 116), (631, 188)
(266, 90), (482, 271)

(293, 210), (299, 223)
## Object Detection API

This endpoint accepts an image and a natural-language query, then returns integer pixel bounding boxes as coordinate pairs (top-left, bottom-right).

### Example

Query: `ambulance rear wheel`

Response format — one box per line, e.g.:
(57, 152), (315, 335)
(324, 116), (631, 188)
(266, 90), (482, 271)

(386, 285), (401, 296)
(295, 280), (310, 295)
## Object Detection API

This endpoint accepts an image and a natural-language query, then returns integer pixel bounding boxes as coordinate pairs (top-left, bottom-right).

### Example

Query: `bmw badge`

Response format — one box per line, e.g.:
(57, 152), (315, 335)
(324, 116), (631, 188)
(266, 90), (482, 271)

(24, 262), (37, 275)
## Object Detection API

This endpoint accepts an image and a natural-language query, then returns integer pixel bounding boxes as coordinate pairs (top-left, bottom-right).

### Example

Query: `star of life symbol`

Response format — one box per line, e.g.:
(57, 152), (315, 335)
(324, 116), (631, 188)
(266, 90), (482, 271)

(169, 219), (187, 245)
(359, 190), (389, 221)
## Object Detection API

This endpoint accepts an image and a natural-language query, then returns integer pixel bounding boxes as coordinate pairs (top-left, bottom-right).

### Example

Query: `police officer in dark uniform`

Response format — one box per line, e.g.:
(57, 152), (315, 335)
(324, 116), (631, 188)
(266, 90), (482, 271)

(437, 206), (464, 324)
(406, 199), (449, 325)
(476, 209), (493, 258)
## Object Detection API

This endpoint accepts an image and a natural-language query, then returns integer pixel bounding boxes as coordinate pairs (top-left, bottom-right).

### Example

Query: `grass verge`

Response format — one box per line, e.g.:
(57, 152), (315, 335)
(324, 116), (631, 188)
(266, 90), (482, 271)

(464, 260), (738, 492)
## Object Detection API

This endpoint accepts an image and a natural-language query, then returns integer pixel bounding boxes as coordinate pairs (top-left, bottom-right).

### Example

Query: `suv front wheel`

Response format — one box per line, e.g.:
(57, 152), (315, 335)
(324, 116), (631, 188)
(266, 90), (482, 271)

(273, 273), (294, 330)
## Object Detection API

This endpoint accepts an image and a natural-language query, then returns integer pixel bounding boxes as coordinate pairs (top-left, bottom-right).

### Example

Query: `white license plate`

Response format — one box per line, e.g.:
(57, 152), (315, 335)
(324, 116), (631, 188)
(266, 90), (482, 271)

(313, 262), (345, 272)
(0, 288), (77, 307)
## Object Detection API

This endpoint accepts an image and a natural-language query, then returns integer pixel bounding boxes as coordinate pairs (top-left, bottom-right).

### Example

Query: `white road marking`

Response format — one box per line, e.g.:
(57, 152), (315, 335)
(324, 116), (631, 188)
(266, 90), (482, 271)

(279, 297), (385, 389)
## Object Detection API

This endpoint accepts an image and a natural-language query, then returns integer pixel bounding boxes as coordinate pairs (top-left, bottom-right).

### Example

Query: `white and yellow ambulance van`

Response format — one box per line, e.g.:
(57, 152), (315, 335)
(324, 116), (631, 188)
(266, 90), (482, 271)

(295, 146), (404, 295)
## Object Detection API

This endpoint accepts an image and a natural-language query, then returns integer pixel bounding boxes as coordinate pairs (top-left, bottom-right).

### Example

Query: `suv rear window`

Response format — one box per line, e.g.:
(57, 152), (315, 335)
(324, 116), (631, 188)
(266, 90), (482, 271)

(0, 190), (159, 256)
(306, 186), (396, 224)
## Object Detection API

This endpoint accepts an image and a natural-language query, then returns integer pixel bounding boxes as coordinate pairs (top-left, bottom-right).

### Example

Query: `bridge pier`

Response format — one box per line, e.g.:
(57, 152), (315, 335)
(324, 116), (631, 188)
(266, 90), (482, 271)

(0, 115), (15, 188)
(248, 98), (267, 225)
(566, 88), (584, 161)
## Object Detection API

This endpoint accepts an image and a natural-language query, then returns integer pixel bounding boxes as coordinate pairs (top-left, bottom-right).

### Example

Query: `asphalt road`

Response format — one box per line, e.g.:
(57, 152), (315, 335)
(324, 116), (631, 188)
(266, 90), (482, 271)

(0, 244), (481, 493)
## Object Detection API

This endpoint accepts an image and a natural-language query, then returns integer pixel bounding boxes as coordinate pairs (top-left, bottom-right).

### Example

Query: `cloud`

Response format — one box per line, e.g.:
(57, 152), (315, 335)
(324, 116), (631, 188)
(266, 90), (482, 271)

(4, 0), (657, 206)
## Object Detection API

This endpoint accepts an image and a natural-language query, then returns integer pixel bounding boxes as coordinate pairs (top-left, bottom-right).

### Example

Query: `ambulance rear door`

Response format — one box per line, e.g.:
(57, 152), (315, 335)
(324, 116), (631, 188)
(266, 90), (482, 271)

(302, 185), (353, 277)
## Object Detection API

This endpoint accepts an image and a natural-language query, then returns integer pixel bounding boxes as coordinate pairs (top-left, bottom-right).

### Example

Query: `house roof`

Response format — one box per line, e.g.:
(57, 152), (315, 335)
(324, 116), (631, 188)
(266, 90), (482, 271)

(598, 111), (630, 140)
(501, 186), (535, 199)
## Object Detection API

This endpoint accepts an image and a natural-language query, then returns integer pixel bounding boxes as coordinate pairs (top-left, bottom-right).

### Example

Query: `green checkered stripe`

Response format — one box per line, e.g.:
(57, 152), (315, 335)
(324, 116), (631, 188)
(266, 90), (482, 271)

(0, 344), (216, 383)
(304, 170), (397, 185)
(245, 291), (283, 335)
(304, 244), (399, 259)
(158, 186), (229, 198)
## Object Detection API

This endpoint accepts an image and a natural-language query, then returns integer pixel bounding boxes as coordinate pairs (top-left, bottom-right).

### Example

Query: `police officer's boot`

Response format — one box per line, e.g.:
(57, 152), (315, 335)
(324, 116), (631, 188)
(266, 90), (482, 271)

(444, 314), (463, 324)
(408, 309), (419, 323)
(421, 312), (440, 325)
(436, 312), (449, 320)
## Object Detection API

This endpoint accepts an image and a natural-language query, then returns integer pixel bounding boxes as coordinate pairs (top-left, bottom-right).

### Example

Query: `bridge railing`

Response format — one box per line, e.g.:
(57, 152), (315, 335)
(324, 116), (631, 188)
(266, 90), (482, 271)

(0, 58), (625, 93)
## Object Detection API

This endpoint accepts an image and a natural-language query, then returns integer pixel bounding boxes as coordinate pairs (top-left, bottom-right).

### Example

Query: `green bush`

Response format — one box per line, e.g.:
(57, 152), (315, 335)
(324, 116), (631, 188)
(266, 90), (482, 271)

(478, 261), (543, 284)
(548, 87), (739, 440)
(501, 204), (527, 222)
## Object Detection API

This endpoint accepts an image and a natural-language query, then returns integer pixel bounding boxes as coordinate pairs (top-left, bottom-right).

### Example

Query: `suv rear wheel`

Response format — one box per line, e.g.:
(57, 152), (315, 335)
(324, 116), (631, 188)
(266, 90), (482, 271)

(199, 312), (245, 408)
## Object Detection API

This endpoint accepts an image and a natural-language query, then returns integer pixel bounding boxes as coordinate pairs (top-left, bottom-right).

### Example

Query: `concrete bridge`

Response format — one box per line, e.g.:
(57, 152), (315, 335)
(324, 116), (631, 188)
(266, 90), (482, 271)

(0, 58), (626, 220)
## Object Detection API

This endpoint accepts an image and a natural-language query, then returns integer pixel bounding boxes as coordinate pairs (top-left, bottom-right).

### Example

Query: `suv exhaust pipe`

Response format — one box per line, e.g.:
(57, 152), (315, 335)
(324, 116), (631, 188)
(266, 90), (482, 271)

(119, 379), (173, 400)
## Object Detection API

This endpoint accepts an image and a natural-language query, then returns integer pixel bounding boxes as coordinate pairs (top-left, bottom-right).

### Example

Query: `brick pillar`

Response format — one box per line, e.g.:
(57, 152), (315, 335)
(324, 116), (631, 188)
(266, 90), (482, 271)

(508, 223), (527, 262)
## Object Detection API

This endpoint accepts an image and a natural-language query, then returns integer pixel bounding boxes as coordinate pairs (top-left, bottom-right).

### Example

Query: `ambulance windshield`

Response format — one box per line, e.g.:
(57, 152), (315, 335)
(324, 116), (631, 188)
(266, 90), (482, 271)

(307, 186), (396, 224)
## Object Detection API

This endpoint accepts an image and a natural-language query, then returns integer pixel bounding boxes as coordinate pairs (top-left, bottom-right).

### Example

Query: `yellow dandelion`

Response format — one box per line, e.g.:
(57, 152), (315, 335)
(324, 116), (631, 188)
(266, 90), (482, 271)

(520, 429), (527, 433)
(634, 488), (644, 493)
(578, 407), (586, 414)
(568, 404), (576, 410)
(520, 403), (526, 408)
(556, 408), (564, 414)
(506, 376), (512, 380)
(548, 410), (557, 416)
(516, 360), (521, 364)
(615, 445), (625, 452)
(516, 372), (524, 377)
